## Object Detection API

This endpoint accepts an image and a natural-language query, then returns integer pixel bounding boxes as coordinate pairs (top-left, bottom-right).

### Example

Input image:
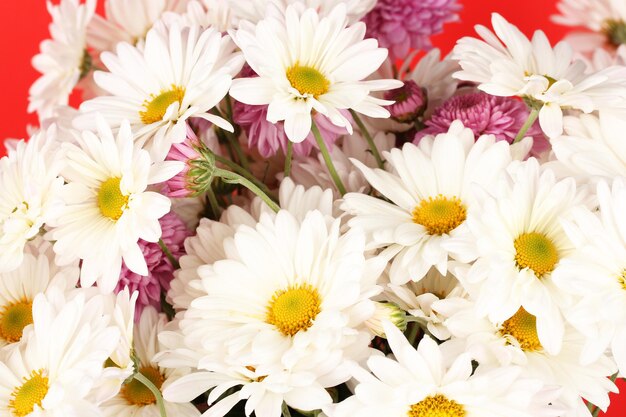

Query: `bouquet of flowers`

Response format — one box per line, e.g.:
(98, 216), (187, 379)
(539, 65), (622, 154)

(3, 0), (626, 416)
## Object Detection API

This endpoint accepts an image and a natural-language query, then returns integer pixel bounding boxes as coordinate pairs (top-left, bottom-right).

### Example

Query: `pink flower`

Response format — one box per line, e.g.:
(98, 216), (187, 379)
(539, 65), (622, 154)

(385, 80), (427, 122)
(233, 100), (349, 158)
(164, 128), (204, 198)
(362, 0), (461, 60)
(115, 212), (190, 318)
(415, 92), (548, 155)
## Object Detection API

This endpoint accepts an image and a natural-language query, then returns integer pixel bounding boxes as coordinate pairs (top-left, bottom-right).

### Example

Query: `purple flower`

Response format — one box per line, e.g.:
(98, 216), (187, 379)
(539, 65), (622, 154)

(385, 80), (427, 122)
(115, 212), (190, 319)
(415, 92), (548, 154)
(233, 100), (349, 158)
(362, 0), (461, 60)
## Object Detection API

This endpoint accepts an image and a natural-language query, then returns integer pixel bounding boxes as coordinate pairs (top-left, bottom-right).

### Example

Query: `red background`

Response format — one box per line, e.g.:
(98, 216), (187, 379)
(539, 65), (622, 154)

(0, 1), (624, 415)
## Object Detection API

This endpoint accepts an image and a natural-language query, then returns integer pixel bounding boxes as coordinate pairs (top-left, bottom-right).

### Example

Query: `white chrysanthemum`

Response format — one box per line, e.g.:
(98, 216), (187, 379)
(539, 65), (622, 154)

(87, 0), (189, 54)
(229, 4), (402, 142)
(552, 178), (626, 375)
(160, 210), (382, 417)
(0, 242), (78, 350)
(168, 177), (334, 311)
(553, 0), (626, 34)
(460, 158), (582, 355)
(290, 130), (395, 196)
(552, 111), (626, 181)
(226, 0), (376, 26)
(382, 267), (465, 341)
(75, 23), (244, 160)
(162, 0), (235, 32)
(341, 121), (514, 285)
(443, 298), (618, 417)
(28, 0), (95, 119)
(50, 117), (182, 293)
(325, 321), (550, 417)
(453, 13), (626, 138)
(0, 127), (64, 273)
(99, 307), (199, 417)
(0, 290), (120, 417)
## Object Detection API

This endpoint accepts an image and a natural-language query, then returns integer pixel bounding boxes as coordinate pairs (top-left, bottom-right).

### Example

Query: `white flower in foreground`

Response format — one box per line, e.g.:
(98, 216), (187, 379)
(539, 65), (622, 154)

(453, 13), (626, 138)
(0, 242), (78, 350)
(50, 117), (182, 293)
(160, 210), (382, 417)
(0, 127), (64, 273)
(29, 0), (95, 119)
(229, 4), (402, 142)
(553, 178), (626, 375)
(0, 291), (120, 417)
(87, 0), (189, 54)
(325, 321), (550, 417)
(552, 111), (626, 181)
(461, 159), (581, 355)
(75, 23), (244, 160)
(444, 299), (618, 417)
(341, 121), (514, 284)
(99, 307), (199, 417)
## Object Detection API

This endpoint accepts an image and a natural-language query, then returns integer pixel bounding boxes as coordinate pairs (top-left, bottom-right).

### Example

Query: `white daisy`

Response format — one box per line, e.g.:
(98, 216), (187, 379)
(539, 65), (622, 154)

(0, 241), (78, 350)
(0, 290), (120, 417)
(341, 121), (514, 285)
(552, 178), (626, 375)
(163, 0), (236, 32)
(75, 22), (244, 160)
(443, 298), (619, 417)
(553, 0), (626, 46)
(453, 13), (626, 138)
(99, 307), (199, 417)
(49, 116), (182, 293)
(0, 126), (64, 273)
(325, 321), (551, 417)
(28, 0), (95, 119)
(552, 111), (626, 181)
(229, 4), (402, 142)
(87, 0), (189, 54)
(461, 158), (582, 354)
(160, 210), (382, 417)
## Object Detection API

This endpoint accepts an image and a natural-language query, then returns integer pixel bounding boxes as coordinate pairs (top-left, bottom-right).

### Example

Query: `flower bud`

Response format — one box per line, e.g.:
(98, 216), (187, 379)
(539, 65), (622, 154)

(366, 302), (408, 338)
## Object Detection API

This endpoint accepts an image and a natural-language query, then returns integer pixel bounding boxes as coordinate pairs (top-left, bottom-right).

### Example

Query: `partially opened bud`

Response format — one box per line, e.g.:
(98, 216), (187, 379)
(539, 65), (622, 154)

(366, 302), (408, 338)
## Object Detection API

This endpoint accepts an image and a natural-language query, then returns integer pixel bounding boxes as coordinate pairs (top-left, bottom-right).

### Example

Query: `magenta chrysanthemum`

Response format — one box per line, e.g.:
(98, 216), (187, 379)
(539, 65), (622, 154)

(385, 80), (427, 122)
(115, 212), (190, 318)
(415, 92), (547, 153)
(362, 0), (461, 60)
(233, 100), (349, 158)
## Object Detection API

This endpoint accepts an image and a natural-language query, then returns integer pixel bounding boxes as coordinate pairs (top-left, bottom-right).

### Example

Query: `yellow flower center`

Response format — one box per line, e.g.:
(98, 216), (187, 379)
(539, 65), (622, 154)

(266, 284), (321, 337)
(500, 307), (543, 352)
(0, 300), (33, 343)
(139, 85), (186, 125)
(120, 366), (164, 406)
(408, 394), (466, 417)
(412, 195), (467, 235)
(286, 64), (330, 97)
(9, 370), (50, 417)
(514, 232), (558, 277)
(97, 177), (129, 221)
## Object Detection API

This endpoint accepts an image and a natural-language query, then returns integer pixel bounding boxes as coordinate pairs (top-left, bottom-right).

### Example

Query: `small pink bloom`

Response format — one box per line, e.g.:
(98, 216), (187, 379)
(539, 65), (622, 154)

(385, 80), (427, 122)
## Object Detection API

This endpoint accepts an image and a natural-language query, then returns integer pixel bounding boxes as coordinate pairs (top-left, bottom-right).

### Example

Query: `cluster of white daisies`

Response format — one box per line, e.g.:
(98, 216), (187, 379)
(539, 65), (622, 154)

(2, 0), (626, 416)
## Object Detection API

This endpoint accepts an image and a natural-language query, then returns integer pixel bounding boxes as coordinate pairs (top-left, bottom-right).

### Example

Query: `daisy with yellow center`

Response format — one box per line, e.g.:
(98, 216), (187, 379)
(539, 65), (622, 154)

(161, 210), (380, 417)
(0, 290), (122, 417)
(324, 321), (546, 417)
(463, 158), (580, 355)
(342, 121), (515, 285)
(230, 3), (402, 143)
(49, 117), (182, 293)
(76, 23), (244, 161)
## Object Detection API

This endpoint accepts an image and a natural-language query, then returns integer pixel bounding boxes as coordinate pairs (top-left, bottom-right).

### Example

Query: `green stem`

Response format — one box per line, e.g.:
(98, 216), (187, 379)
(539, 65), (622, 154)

(212, 107), (250, 170)
(206, 186), (222, 219)
(284, 141), (293, 177)
(212, 153), (275, 199)
(216, 168), (280, 213)
(513, 107), (539, 144)
(134, 372), (168, 417)
(282, 402), (292, 417)
(405, 322), (420, 347)
(158, 239), (179, 270)
(311, 121), (347, 196)
(350, 110), (384, 169)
